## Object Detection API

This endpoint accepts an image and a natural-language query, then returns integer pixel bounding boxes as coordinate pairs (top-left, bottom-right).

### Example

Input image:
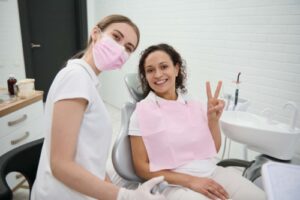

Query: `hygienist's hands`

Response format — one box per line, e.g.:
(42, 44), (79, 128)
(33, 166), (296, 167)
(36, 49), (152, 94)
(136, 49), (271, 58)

(206, 81), (225, 123)
(117, 176), (167, 200)
(188, 176), (229, 200)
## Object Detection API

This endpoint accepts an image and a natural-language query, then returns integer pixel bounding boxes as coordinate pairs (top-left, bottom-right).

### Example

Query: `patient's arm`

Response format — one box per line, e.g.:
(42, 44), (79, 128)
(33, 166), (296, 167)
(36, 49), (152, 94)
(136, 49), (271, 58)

(208, 121), (222, 152)
(130, 135), (191, 186)
(130, 136), (229, 200)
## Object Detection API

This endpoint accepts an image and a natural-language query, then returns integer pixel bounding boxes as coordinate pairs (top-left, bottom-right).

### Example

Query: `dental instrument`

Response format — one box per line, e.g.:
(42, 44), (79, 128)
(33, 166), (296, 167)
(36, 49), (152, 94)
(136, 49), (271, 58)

(221, 94), (232, 160)
(233, 72), (241, 111)
(233, 72), (247, 159)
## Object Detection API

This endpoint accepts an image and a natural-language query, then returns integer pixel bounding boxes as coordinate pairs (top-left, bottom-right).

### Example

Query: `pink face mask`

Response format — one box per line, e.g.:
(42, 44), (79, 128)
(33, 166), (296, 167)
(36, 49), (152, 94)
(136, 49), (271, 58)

(92, 34), (129, 71)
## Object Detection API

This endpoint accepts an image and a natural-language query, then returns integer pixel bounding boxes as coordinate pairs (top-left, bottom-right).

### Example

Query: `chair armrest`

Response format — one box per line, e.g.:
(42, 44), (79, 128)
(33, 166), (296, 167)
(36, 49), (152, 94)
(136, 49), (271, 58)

(0, 175), (12, 200)
(0, 155), (14, 200)
(217, 159), (254, 168)
(0, 138), (44, 200)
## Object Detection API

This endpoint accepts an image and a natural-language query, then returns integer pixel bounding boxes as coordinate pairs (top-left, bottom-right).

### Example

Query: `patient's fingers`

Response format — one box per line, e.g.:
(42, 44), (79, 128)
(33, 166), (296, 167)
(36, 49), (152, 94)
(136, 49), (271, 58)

(206, 82), (213, 100)
(208, 180), (229, 200)
(206, 81), (222, 100)
(215, 100), (225, 111)
(211, 185), (229, 200)
(207, 100), (225, 113)
(214, 81), (222, 99)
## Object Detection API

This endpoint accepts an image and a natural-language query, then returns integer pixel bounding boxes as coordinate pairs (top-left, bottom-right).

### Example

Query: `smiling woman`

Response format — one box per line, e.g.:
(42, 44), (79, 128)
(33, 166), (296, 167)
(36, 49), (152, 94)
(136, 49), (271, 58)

(129, 43), (266, 200)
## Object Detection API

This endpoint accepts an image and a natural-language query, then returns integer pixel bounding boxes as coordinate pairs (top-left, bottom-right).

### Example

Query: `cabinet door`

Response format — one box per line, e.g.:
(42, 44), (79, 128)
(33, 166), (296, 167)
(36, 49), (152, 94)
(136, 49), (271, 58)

(0, 100), (44, 189)
(0, 101), (43, 138)
(0, 119), (44, 155)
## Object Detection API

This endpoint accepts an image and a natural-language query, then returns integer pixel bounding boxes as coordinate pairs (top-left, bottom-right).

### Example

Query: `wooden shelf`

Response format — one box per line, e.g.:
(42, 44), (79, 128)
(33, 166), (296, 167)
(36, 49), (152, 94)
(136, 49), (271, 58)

(0, 89), (43, 117)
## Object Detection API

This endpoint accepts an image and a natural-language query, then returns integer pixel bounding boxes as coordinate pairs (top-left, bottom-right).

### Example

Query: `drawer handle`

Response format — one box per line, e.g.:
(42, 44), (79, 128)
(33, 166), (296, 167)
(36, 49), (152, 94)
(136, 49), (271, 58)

(11, 132), (30, 145)
(8, 114), (27, 126)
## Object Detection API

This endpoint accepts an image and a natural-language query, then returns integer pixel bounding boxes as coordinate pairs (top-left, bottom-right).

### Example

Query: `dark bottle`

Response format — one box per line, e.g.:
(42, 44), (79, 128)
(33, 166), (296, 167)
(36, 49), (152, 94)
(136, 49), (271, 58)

(7, 74), (17, 95)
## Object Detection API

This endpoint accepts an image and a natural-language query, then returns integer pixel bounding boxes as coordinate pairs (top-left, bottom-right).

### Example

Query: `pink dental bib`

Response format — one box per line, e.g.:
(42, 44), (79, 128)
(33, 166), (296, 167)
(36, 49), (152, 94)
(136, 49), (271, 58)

(136, 98), (217, 172)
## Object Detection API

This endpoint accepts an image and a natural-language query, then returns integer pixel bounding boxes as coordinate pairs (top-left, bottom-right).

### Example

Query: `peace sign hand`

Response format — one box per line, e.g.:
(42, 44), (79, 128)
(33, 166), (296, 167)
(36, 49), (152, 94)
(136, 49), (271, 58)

(206, 81), (225, 123)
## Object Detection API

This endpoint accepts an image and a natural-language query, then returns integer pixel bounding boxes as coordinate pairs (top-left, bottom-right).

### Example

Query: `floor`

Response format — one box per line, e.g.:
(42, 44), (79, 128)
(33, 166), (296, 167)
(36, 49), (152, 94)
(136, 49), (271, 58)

(13, 102), (122, 200)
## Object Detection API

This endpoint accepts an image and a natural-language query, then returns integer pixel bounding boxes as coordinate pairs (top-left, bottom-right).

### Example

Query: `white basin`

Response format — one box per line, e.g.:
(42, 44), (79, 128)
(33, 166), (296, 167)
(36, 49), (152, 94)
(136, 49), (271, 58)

(220, 111), (300, 160)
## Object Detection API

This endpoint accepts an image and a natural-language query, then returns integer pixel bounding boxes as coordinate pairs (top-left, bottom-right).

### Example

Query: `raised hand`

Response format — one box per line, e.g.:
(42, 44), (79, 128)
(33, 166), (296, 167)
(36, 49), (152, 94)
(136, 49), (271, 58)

(206, 81), (225, 123)
(188, 176), (229, 200)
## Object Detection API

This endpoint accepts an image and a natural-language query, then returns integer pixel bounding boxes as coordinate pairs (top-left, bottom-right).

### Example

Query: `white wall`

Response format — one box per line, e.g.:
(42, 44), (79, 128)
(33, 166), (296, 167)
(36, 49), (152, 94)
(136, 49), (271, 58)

(0, 0), (26, 86)
(87, 0), (96, 34)
(92, 0), (300, 161)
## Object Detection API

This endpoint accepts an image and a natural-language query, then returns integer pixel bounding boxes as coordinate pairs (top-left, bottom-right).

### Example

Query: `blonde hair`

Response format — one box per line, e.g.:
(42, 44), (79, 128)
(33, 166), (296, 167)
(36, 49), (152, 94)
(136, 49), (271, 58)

(73, 14), (140, 59)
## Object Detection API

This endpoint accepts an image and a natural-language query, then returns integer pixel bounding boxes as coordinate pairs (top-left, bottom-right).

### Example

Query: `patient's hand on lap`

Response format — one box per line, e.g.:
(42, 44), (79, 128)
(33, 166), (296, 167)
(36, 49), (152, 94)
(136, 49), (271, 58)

(188, 176), (229, 200)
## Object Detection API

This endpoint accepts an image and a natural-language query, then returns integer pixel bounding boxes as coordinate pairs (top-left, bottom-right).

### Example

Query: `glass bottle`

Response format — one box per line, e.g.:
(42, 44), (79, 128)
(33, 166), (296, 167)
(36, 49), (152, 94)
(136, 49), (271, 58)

(7, 74), (17, 95)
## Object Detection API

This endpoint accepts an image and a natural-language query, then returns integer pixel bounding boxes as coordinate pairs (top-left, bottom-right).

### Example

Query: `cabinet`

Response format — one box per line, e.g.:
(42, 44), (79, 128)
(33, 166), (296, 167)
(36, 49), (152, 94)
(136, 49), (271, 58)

(0, 90), (44, 189)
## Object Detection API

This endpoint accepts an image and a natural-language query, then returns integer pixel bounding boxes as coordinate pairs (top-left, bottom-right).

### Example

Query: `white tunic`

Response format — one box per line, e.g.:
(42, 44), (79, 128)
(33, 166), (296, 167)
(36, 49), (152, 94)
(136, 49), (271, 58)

(31, 59), (112, 200)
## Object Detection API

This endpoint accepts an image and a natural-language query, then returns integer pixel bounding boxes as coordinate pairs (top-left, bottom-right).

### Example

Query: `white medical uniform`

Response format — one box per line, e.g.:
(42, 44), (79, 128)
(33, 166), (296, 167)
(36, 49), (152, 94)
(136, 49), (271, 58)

(31, 59), (112, 200)
(128, 91), (266, 200)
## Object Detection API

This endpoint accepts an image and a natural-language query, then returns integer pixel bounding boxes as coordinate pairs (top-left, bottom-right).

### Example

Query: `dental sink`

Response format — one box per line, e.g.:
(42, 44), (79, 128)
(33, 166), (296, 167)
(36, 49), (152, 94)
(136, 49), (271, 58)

(220, 111), (300, 160)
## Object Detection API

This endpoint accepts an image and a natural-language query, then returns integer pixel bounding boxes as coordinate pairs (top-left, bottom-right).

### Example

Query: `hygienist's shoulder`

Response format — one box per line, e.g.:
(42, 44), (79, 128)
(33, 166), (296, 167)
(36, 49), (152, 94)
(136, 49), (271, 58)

(55, 59), (90, 81)
(64, 59), (90, 74)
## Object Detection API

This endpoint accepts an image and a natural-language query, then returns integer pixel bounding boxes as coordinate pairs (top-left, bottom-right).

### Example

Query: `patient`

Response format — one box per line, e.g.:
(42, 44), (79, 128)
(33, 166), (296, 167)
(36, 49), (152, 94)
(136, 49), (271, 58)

(129, 43), (265, 200)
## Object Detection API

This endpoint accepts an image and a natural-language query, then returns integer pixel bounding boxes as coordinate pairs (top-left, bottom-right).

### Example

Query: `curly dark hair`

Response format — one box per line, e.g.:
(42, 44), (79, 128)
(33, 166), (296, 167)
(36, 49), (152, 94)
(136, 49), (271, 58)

(138, 43), (187, 97)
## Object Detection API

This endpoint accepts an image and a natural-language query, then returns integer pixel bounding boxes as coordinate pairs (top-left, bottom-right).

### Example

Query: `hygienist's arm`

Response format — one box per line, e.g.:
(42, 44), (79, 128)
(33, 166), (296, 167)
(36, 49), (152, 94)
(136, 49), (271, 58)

(130, 136), (229, 200)
(50, 99), (119, 200)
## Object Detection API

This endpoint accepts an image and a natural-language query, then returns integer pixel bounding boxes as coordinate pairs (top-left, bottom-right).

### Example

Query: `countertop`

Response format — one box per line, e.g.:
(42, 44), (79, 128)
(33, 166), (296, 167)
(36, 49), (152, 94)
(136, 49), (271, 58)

(0, 88), (43, 117)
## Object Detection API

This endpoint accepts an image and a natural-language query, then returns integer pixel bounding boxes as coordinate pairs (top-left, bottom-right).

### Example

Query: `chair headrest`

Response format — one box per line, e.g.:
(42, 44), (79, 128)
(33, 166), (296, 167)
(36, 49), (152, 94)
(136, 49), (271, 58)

(124, 73), (144, 102)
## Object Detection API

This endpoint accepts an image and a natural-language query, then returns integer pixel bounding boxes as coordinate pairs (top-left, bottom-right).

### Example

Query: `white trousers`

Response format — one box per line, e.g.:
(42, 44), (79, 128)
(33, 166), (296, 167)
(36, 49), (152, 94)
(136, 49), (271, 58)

(108, 166), (266, 200)
(161, 167), (265, 200)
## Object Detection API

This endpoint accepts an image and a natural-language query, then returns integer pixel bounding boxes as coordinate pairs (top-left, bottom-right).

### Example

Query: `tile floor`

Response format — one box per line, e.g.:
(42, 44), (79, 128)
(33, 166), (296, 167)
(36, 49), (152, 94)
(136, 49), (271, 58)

(13, 102), (122, 200)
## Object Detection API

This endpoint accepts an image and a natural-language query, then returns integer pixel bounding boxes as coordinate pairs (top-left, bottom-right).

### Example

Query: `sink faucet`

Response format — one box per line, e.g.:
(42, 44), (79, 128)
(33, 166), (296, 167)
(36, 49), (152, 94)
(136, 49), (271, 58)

(283, 101), (299, 131)
(261, 108), (274, 124)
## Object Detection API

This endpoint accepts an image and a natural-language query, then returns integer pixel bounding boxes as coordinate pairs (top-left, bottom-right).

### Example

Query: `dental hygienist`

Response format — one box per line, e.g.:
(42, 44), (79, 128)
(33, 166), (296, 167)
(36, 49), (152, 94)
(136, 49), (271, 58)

(31, 15), (166, 200)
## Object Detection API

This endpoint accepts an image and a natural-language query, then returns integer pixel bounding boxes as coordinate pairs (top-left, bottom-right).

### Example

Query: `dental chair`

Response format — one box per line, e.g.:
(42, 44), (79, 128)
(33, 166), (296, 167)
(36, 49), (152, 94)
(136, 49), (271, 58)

(112, 73), (144, 183)
(112, 73), (255, 185)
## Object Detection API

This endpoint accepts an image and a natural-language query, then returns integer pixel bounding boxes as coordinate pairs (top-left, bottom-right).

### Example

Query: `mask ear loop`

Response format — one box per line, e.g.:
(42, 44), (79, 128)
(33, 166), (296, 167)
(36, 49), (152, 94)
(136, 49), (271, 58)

(92, 27), (103, 45)
(97, 27), (102, 36)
